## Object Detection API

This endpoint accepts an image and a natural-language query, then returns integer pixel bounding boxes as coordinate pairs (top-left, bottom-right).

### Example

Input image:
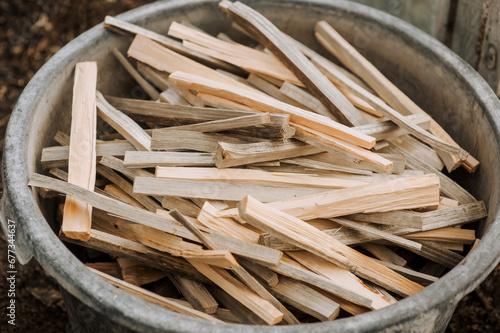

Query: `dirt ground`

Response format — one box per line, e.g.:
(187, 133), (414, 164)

(0, 0), (499, 332)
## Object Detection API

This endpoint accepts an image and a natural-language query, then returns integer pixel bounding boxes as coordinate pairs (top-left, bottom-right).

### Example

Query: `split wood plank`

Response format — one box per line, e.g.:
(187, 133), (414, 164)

(219, 174), (440, 221)
(268, 258), (372, 307)
(112, 48), (160, 100)
(292, 123), (394, 174)
(99, 155), (153, 181)
(361, 244), (407, 267)
(30, 173), (282, 266)
(151, 130), (246, 153)
(127, 35), (257, 93)
(41, 141), (135, 169)
(287, 251), (394, 310)
(246, 73), (306, 109)
(280, 157), (374, 176)
(105, 96), (269, 125)
(155, 167), (366, 189)
(238, 258), (279, 287)
(62, 62), (97, 241)
(104, 15), (242, 74)
(116, 258), (168, 286)
(269, 276), (340, 321)
(331, 218), (422, 251)
(88, 267), (221, 322)
(314, 20), (478, 172)
(167, 273), (218, 314)
(159, 89), (190, 106)
(383, 143), (477, 204)
(207, 287), (266, 325)
(97, 165), (161, 212)
(181, 250), (239, 269)
(134, 177), (341, 203)
(104, 185), (143, 208)
(312, 54), (468, 160)
(169, 71), (376, 149)
(85, 262), (122, 279)
(153, 113), (271, 134)
(162, 198), (201, 218)
(54, 131), (70, 146)
(409, 241), (464, 268)
(354, 114), (431, 141)
(170, 209), (299, 325)
(63, 229), (208, 282)
(218, 0), (368, 126)
(187, 260), (283, 325)
(215, 140), (322, 168)
(404, 228), (476, 244)
(278, 81), (343, 120)
(388, 135), (444, 171)
(375, 260), (438, 285)
(96, 91), (151, 151)
(168, 21), (304, 86)
(238, 196), (424, 296)
(124, 151), (215, 168)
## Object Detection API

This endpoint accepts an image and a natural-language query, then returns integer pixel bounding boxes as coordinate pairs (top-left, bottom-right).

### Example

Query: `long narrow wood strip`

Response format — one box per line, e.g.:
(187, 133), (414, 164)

(112, 48), (159, 100)
(268, 259), (372, 307)
(116, 258), (168, 286)
(238, 258), (279, 287)
(384, 143), (477, 204)
(154, 113), (270, 133)
(155, 167), (366, 189)
(187, 260), (283, 325)
(354, 114), (431, 140)
(168, 22), (303, 86)
(280, 157), (373, 175)
(388, 136), (444, 171)
(215, 140), (322, 168)
(375, 260), (438, 285)
(269, 276), (340, 321)
(171, 209), (298, 324)
(315, 20), (478, 172)
(104, 185), (143, 208)
(239, 196), (424, 296)
(207, 287), (266, 325)
(169, 71), (376, 149)
(124, 151), (215, 168)
(63, 229), (207, 282)
(404, 228), (476, 244)
(151, 130), (245, 153)
(41, 141), (135, 169)
(62, 62), (97, 241)
(246, 73), (306, 109)
(312, 55), (468, 160)
(167, 274), (218, 314)
(104, 16), (242, 74)
(410, 241), (464, 268)
(218, 0), (368, 126)
(88, 267), (220, 322)
(287, 251), (394, 310)
(30, 174), (282, 266)
(331, 218), (422, 251)
(96, 92), (151, 151)
(97, 165), (161, 212)
(127, 35), (256, 93)
(293, 124), (394, 174)
(361, 243), (407, 266)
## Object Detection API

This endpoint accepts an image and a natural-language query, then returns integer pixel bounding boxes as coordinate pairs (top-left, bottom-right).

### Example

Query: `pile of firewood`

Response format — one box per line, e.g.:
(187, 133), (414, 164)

(29, 0), (487, 325)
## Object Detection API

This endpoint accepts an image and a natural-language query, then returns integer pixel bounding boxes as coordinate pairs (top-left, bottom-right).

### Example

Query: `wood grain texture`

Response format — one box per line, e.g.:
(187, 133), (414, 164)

(62, 62), (97, 241)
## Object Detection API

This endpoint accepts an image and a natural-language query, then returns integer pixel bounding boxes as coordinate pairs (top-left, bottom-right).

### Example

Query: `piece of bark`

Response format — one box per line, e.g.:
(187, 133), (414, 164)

(62, 62), (97, 241)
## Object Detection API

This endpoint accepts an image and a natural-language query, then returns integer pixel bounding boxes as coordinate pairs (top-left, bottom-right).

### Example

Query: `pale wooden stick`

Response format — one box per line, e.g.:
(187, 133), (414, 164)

(238, 195), (424, 296)
(112, 48), (159, 100)
(88, 267), (221, 322)
(159, 89), (190, 106)
(269, 276), (340, 321)
(361, 243), (407, 266)
(104, 15), (242, 74)
(279, 81), (339, 119)
(168, 21), (304, 86)
(116, 257), (168, 286)
(62, 62), (97, 241)
(124, 151), (215, 168)
(96, 91), (151, 151)
(155, 167), (366, 188)
(315, 21), (479, 172)
(169, 71), (376, 149)
(218, 0), (368, 126)
(246, 73), (306, 109)
(167, 273), (218, 314)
